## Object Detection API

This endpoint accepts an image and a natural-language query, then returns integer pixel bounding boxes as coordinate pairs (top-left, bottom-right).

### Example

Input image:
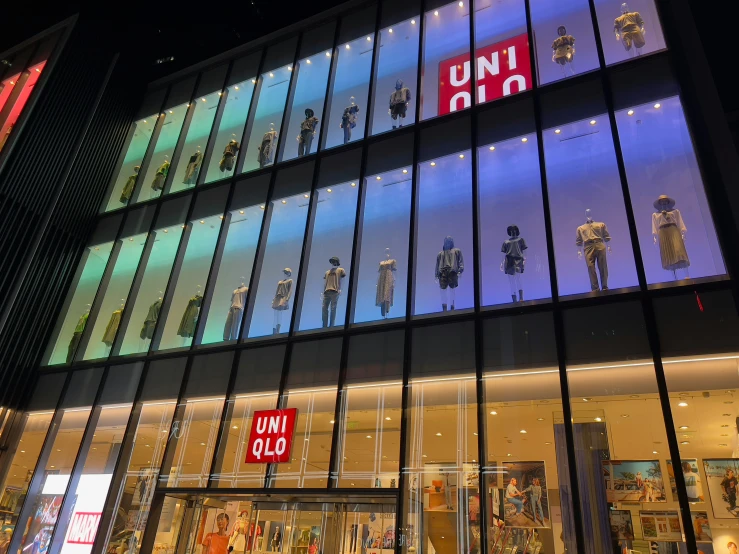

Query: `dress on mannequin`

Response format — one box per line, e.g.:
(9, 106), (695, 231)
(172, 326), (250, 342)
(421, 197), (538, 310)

(183, 150), (204, 185)
(551, 26), (576, 76)
(322, 257), (346, 328)
(120, 166), (140, 204)
(614, 3), (645, 53)
(102, 308), (123, 346)
(151, 160), (170, 191)
(501, 225), (527, 303)
(270, 527), (281, 552)
(67, 311), (89, 362)
(652, 195), (690, 276)
(340, 104), (360, 144)
(257, 128), (278, 168)
(298, 108), (319, 157)
(389, 79), (411, 128)
(220, 140), (240, 172)
(224, 285), (248, 340)
(376, 252), (397, 317)
(177, 294), (203, 338)
(575, 211), (611, 291)
(271, 269), (293, 334)
(140, 298), (162, 340)
(435, 236), (464, 311)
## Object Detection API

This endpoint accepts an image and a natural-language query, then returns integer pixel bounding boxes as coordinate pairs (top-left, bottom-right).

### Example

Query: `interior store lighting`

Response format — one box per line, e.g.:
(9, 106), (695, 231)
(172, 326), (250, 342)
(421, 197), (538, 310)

(627, 110), (634, 116)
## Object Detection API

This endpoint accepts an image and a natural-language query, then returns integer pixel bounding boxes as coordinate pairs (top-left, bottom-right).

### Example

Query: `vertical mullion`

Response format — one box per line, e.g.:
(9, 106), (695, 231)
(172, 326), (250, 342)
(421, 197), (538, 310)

(234, 48), (269, 176)
(395, 320), (413, 554)
(344, 149), (370, 327)
(197, 61), (236, 188)
(264, 340), (297, 486)
(317, 20), (343, 152)
(362, 2), (383, 139)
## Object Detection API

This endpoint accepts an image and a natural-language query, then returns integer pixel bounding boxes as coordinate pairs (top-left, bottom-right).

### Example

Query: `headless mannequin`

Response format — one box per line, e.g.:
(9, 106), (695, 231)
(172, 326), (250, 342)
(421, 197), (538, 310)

(139, 291), (163, 352)
(552, 25), (576, 77)
(614, 2), (646, 58)
(105, 300), (125, 355)
(340, 97), (359, 144)
(576, 209), (612, 292)
(272, 269), (293, 334)
(322, 257), (346, 328)
(258, 123), (277, 168)
(500, 225), (527, 303)
(389, 79), (411, 129)
(150, 155), (169, 199)
(183, 285), (202, 346)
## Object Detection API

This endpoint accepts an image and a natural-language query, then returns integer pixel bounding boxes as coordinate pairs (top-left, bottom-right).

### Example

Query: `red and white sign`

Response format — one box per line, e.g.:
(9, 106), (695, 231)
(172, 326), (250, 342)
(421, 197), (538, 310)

(245, 408), (298, 463)
(438, 33), (531, 116)
(65, 512), (102, 545)
(60, 474), (113, 554)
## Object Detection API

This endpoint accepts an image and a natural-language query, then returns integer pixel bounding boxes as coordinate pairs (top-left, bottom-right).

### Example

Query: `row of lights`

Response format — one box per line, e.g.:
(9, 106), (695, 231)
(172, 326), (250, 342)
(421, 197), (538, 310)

(388, 19), (416, 33)
(434, 2), (464, 16)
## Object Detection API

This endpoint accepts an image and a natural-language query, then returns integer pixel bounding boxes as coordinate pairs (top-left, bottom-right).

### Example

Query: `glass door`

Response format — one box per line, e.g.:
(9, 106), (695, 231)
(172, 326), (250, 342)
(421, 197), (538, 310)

(249, 503), (330, 554)
(339, 505), (396, 554)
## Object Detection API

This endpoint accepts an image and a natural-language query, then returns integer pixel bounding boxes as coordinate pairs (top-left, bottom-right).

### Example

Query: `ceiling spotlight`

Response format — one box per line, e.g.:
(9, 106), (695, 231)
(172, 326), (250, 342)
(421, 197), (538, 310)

(430, 162), (436, 166)
(679, 425), (688, 430)
(269, 72), (274, 77)
(201, 97), (206, 102)
(434, 10), (439, 15)
(234, 86), (239, 90)
(621, 414), (629, 418)
(594, 417), (602, 422)
(281, 200), (287, 204)
(376, 175), (382, 180)
(169, 110), (173, 114)
(554, 129), (561, 134)
(436, 432), (442, 436)
(519, 429), (527, 434)
(411, 19), (416, 24)
(239, 210), (244, 214)
(260, 205), (265, 209)
(652, 451), (658, 454)
(304, 194), (309, 198)
(287, 66), (292, 71)
(385, 417), (391, 421)
(351, 182), (356, 186)
(232, 425), (238, 429)
(537, 418), (544, 421)
(389, 28), (393, 33)
(654, 103), (661, 109)
(367, 36), (372, 41)
(490, 411), (497, 415)
(402, 169), (408, 174)
(366, 435), (372, 439)
(459, 1), (463, 5)
(627, 110), (634, 116)
(459, 154), (464, 159)
(521, 137), (528, 143)
(330, 420), (335, 424)
(252, 79), (256, 83)
(346, 44), (351, 50)
(306, 59), (311, 64)
(327, 188), (332, 193)
(678, 402), (688, 407)
(326, 51), (331, 57)
(681, 441), (690, 445)
(489, 146), (495, 151)
(589, 120), (596, 125)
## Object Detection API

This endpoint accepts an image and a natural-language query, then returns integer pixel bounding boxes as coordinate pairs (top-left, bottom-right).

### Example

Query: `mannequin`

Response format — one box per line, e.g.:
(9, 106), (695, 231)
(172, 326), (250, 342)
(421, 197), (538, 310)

(500, 225), (527, 303)
(551, 26), (576, 76)
(228, 518), (247, 554)
(102, 300), (125, 354)
(270, 526), (281, 552)
(614, 2), (645, 57)
(224, 278), (248, 340)
(575, 209), (612, 291)
(271, 269), (293, 334)
(389, 79), (412, 129)
(120, 165), (140, 204)
(297, 108), (319, 157)
(376, 248), (397, 318)
(177, 286), (203, 343)
(183, 148), (204, 185)
(652, 195), (690, 279)
(151, 158), (170, 192)
(322, 256), (346, 328)
(340, 98), (360, 144)
(67, 305), (90, 363)
(220, 138), (240, 173)
(140, 292), (163, 350)
(257, 124), (278, 168)
(435, 236), (464, 311)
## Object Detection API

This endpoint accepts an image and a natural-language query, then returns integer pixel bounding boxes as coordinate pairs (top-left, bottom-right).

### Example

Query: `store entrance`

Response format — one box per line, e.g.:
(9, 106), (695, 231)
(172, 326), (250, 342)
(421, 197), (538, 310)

(146, 496), (396, 554)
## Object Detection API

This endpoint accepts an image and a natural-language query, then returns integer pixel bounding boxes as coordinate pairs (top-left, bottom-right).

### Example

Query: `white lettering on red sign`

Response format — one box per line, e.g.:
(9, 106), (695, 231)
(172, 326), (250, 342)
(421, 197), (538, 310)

(245, 408), (298, 464)
(65, 512), (102, 545)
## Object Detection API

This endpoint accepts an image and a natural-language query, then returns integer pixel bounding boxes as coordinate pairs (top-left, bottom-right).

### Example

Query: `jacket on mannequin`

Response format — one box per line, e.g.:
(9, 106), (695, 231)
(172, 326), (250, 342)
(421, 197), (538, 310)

(257, 129), (278, 168)
(322, 256), (346, 328)
(551, 26), (576, 65)
(220, 140), (240, 172)
(340, 104), (360, 144)
(614, 3), (645, 51)
(183, 151), (204, 185)
(298, 108), (319, 157)
(389, 79), (412, 124)
(151, 160), (170, 191)
(120, 166), (140, 204)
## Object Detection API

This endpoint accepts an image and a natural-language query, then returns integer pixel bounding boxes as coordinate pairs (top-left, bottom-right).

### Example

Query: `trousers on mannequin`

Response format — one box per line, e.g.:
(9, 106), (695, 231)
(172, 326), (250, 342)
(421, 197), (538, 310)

(440, 287), (456, 312)
(298, 131), (314, 157)
(322, 291), (339, 327)
(508, 274), (523, 303)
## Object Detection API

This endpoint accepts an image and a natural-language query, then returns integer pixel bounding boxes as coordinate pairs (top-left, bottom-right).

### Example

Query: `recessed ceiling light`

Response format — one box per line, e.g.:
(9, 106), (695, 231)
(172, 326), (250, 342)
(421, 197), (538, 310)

(537, 418), (544, 421)
(430, 162), (436, 166)
(351, 182), (356, 186)
(620, 414), (629, 418)
(490, 411), (497, 415)
(366, 435), (372, 439)
(376, 176), (382, 180)
(287, 66), (292, 71)
(388, 28), (393, 33)
(521, 137), (528, 143)
(489, 146), (495, 151)
(385, 417), (391, 420)
(411, 19), (416, 24)
(326, 51), (331, 57)
(367, 36), (372, 41)
(200, 442), (205, 446)
(681, 441), (690, 445)
(327, 188), (332, 193)
(306, 60), (311, 65)
(304, 194), (309, 198)
(459, 154), (465, 159)
(507, 453), (512, 457)
(627, 110), (634, 116)
(260, 205), (265, 209)
(594, 417), (602, 422)
(678, 402), (688, 407)
(519, 429), (527, 434)
(436, 432), (442, 436)
(423, 454), (427, 458)
(252, 79), (256, 83)
(459, 1), (463, 5)
(554, 129), (561, 134)
(269, 72), (274, 77)
(544, 442), (552, 445)
(434, 10), (439, 16)
(652, 451), (658, 454)
(281, 200), (287, 204)
(232, 425), (238, 429)
(330, 420), (335, 424)
(654, 103), (661, 109)
(589, 120), (596, 125)
(201, 98), (206, 102)
(402, 169), (408, 174)
(679, 426), (688, 430)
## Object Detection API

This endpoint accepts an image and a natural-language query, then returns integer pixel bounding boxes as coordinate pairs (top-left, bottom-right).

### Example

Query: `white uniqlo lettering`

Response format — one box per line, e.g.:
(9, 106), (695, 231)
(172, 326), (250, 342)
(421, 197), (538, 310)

(268, 415), (280, 433)
(449, 62), (470, 87)
(275, 437), (287, 455)
(252, 437), (264, 460)
(449, 91), (471, 112)
(477, 52), (499, 78)
(508, 45), (517, 70)
(503, 75), (526, 96)
(256, 416), (267, 434)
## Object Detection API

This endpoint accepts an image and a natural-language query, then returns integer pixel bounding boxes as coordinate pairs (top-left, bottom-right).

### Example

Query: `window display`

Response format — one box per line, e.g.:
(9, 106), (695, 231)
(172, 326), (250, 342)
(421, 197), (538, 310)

(421, 1), (470, 120)
(246, 193), (310, 338)
(104, 116), (157, 211)
(154, 214), (223, 351)
(478, 136), (551, 306)
(414, 151), (474, 315)
(241, 66), (292, 173)
(353, 167), (411, 324)
(117, 225), (184, 355)
(592, 0), (666, 65)
(168, 91), (221, 194)
(80, 232), (148, 361)
(296, 181), (359, 332)
(324, 35), (374, 149)
(615, 97), (725, 285)
(281, 52), (332, 162)
(45, 242), (113, 365)
(370, 18), (420, 135)
(0, 60), (46, 154)
(200, 204), (265, 345)
(203, 78), (256, 183)
(542, 114), (639, 296)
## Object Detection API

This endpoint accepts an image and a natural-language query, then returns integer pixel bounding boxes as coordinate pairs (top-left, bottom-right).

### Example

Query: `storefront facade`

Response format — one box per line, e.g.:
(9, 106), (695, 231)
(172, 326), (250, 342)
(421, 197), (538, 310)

(1, 1), (739, 554)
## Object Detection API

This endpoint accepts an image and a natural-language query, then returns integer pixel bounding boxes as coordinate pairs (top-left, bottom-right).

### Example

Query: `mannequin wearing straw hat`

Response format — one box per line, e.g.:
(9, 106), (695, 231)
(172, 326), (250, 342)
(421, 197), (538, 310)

(652, 195), (690, 280)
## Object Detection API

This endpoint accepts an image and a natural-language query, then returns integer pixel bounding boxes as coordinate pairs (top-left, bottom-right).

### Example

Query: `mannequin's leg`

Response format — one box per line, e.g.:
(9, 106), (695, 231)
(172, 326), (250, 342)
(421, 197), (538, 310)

(515, 274), (523, 301)
(440, 287), (448, 311)
(329, 292), (339, 327)
(508, 274), (517, 302)
(449, 287), (456, 310)
(273, 309), (279, 334)
(322, 294), (329, 328)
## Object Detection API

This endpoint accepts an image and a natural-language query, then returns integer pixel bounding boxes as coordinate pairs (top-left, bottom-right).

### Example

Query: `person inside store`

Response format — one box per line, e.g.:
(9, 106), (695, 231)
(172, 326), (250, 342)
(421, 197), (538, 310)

(204, 513), (231, 554)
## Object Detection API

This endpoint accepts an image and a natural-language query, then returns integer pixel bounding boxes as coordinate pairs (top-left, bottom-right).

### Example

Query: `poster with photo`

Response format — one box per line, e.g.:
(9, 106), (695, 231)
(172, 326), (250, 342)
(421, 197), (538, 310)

(609, 509), (635, 540)
(692, 511), (712, 542)
(667, 459), (704, 502)
(502, 461), (549, 528)
(639, 511), (682, 541)
(704, 459), (739, 519)
(602, 460), (665, 503)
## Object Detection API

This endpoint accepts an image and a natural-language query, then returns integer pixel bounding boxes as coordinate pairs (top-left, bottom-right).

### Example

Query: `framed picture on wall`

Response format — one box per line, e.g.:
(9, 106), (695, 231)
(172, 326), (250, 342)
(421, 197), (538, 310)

(501, 461), (549, 528)
(692, 511), (712, 542)
(602, 460), (665, 503)
(609, 509), (635, 540)
(703, 459), (739, 519)
(639, 510), (682, 541)
(666, 459), (704, 502)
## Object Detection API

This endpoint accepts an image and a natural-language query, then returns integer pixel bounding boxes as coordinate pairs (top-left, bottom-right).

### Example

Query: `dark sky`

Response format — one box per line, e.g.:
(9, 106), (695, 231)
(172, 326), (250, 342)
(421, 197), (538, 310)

(2, 0), (737, 113)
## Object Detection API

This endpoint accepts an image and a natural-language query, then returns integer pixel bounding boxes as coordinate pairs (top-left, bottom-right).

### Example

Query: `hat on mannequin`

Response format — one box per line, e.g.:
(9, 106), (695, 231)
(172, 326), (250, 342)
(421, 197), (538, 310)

(329, 256), (340, 265)
(653, 195), (676, 211)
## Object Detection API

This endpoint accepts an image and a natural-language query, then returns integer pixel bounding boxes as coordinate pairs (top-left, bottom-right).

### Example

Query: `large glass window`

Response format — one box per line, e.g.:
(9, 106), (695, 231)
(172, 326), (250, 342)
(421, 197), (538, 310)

(296, 180), (359, 332)
(543, 114), (639, 296)
(421, 1), (470, 120)
(162, 353), (232, 488)
(324, 34), (375, 149)
(334, 331), (404, 488)
(0, 60), (47, 154)
(402, 322), (479, 554)
(370, 17), (420, 135)
(104, 116), (157, 211)
(415, 150), (474, 316)
(245, 191), (311, 339)
(530, 0), (600, 85)
(483, 313), (577, 554)
(564, 302), (688, 554)
(211, 346), (284, 488)
(593, 0), (666, 66)
(615, 96), (725, 286)
(268, 339), (340, 488)
(99, 359), (185, 554)
(473, 0), (531, 104)
(44, 241), (114, 365)
(241, 65), (292, 173)
(478, 135), (551, 306)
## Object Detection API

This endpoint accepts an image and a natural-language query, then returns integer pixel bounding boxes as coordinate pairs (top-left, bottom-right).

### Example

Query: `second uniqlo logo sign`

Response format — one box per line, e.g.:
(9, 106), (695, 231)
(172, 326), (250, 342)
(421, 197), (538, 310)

(245, 408), (298, 463)
(438, 33), (531, 116)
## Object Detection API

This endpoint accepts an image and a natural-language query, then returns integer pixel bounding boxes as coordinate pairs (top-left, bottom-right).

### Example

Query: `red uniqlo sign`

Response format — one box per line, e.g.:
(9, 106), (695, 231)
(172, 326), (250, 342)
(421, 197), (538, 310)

(438, 33), (531, 116)
(245, 408), (298, 463)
